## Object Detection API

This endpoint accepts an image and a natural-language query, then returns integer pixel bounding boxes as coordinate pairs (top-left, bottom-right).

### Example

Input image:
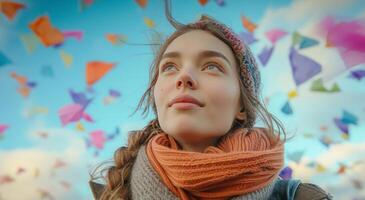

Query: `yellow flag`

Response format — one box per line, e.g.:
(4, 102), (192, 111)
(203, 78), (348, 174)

(76, 121), (84, 132)
(60, 50), (73, 67)
(144, 17), (155, 28)
(288, 90), (298, 100)
(316, 163), (326, 172)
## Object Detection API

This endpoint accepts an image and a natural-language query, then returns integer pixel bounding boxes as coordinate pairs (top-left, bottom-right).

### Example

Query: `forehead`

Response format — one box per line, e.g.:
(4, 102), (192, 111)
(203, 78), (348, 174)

(164, 30), (237, 64)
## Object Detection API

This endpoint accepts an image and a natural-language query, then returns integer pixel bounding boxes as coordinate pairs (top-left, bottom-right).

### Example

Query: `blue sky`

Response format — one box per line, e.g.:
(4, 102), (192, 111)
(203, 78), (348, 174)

(0, 0), (365, 199)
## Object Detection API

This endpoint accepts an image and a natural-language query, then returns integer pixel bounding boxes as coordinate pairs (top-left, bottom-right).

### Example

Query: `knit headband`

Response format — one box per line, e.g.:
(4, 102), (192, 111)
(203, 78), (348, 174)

(187, 15), (261, 100)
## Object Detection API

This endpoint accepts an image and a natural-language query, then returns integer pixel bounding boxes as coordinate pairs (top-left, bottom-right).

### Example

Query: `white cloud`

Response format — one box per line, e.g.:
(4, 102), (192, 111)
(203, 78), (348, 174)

(257, 0), (359, 33)
(0, 128), (97, 200)
(290, 142), (365, 199)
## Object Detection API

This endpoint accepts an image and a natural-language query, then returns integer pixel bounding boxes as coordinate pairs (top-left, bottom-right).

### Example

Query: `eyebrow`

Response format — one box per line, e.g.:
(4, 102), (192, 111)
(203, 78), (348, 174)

(161, 50), (232, 66)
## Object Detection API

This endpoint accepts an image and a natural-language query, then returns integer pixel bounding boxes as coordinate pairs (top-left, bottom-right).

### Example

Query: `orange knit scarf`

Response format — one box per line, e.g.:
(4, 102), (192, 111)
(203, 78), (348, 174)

(146, 127), (284, 200)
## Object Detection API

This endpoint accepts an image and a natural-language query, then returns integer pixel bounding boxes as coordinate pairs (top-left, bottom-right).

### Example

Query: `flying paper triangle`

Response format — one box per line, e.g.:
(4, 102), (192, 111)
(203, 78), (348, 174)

(310, 78), (340, 93)
(135, 0), (148, 8)
(289, 47), (321, 86)
(215, 0), (225, 6)
(29, 15), (64, 47)
(63, 30), (83, 41)
(58, 104), (84, 126)
(20, 33), (39, 53)
(89, 130), (107, 149)
(258, 45), (274, 66)
(338, 48), (365, 68)
(105, 33), (128, 46)
(287, 89), (298, 100)
(299, 36), (319, 49)
(69, 89), (92, 108)
(0, 1), (25, 20)
(76, 121), (85, 132)
(334, 117), (349, 134)
(341, 110), (358, 125)
(241, 15), (257, 33)
(79, 0), (94, 11)
(86, 61), (115, 86)
(238, 31), (257, 45)
(265, 29), (287, 44)
(326, 20), (365, 52)
(281, 100), (293, 115)
(60, 50), (73, 67)
(198, 0), (208, 6)
(40, 65), (54, 77)
(144, 17), (155, 28)
(0, 51), (11, 67)
(349, 69), (365, 80)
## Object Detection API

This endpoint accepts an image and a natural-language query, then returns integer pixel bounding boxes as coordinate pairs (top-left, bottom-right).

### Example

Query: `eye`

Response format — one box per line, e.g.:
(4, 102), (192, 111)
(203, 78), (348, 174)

(203, 63), (223, 72)
(161, 62), (177, 72)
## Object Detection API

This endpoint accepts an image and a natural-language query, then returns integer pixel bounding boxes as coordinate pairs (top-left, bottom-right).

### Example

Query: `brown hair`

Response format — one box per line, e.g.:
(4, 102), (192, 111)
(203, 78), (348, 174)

(90, 2), (293, 199)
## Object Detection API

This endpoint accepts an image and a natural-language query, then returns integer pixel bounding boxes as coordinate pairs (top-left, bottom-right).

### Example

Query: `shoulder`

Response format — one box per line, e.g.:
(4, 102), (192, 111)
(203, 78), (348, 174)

(270, 178), (333, 200)
(294, 183), (333, 200)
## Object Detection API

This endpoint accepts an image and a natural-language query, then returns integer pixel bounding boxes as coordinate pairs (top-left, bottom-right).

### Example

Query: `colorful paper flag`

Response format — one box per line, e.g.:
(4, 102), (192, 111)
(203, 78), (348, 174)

(0, 51), (11, 67)
(198, 0), (208, 6)
(89, 130), (107, 149)
(289, 47), (322, 86)
(60, 50), (73, 67)
(265, 29), (287, 44)
(62, 30), (83, 41)
(349, 69), (365, 80)
(86, 61), (115, 86)
(0, 1), (25, 20)
(241, 15), (257, 33)
(310, 78), (340, 93)
(105, 33), (128, 46)
(40, 65), (54, 77)
(327, 20), (365, 52)
(238, 31), (257, 45)
(144, 17), (155, 28)
(258, 45), (274, 66)
(281, 100), (293, 115)
(135, 0), (148, 8)
(29, 15), (65, 47)
(20, 33), (39, 54)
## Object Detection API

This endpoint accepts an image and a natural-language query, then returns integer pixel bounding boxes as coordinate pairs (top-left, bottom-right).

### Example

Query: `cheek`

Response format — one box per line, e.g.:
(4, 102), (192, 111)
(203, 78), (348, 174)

(207, 81), (240, 109)
(153, 80), (169, 109)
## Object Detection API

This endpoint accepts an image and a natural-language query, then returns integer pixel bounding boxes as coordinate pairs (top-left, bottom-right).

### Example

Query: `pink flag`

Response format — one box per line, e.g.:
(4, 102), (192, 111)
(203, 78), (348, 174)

(58, 104), (84, 126)
(265, 29), (287, 44)
(62, 30), (83, 41)
(90, 130), (107, 149)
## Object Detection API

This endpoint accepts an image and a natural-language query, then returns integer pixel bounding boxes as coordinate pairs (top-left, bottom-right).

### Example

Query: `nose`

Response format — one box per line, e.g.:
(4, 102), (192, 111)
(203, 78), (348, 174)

(176, 68), (198, 90)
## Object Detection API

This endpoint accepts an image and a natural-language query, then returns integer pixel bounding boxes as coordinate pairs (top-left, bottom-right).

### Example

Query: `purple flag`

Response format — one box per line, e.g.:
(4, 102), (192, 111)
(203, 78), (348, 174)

(334, 117), (349, 133)
(258, 46), (274, 66)
(289, 47), (322, 86)
(349, 69), (365, 80)
(238, 31), (257, 45)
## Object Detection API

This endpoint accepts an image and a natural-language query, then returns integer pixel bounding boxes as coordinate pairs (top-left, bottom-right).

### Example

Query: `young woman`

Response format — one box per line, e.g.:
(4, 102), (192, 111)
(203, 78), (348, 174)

(89, 1), (333, 199)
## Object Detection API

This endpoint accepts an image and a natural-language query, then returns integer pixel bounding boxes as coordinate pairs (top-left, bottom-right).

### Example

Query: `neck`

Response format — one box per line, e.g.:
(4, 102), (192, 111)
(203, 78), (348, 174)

(172, 134), (221, 153)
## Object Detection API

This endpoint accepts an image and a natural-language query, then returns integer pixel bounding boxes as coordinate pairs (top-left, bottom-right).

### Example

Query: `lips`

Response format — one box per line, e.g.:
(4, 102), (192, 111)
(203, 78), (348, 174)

(168, 95), (204, 107)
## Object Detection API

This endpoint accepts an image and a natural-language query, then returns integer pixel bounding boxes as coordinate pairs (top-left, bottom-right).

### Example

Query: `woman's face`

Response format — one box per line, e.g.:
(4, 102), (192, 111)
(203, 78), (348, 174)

(153, 30), (244, 152)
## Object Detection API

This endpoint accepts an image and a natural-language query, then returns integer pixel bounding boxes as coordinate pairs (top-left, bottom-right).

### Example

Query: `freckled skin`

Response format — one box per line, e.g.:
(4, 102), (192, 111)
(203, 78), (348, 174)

(153, 30), (245, 152)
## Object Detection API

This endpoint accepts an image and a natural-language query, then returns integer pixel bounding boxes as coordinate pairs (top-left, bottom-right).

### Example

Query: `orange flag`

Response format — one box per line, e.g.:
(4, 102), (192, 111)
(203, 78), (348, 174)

(198, 0), (208, 6)
(86, 61), (115, 86)
(135, 0), (147, 8)
(0, 1), (25, 20)
(29, 15), (64, 47)
(241, 15), (257, 33)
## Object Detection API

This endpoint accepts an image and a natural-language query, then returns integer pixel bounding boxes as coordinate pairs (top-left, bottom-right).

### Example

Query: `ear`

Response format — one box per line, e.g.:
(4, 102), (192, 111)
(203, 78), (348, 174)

(236, 110), (247, 121)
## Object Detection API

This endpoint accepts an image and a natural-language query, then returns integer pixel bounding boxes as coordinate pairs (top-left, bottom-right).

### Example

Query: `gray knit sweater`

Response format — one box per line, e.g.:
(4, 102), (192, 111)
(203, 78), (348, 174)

(130, 145), (277, 200)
